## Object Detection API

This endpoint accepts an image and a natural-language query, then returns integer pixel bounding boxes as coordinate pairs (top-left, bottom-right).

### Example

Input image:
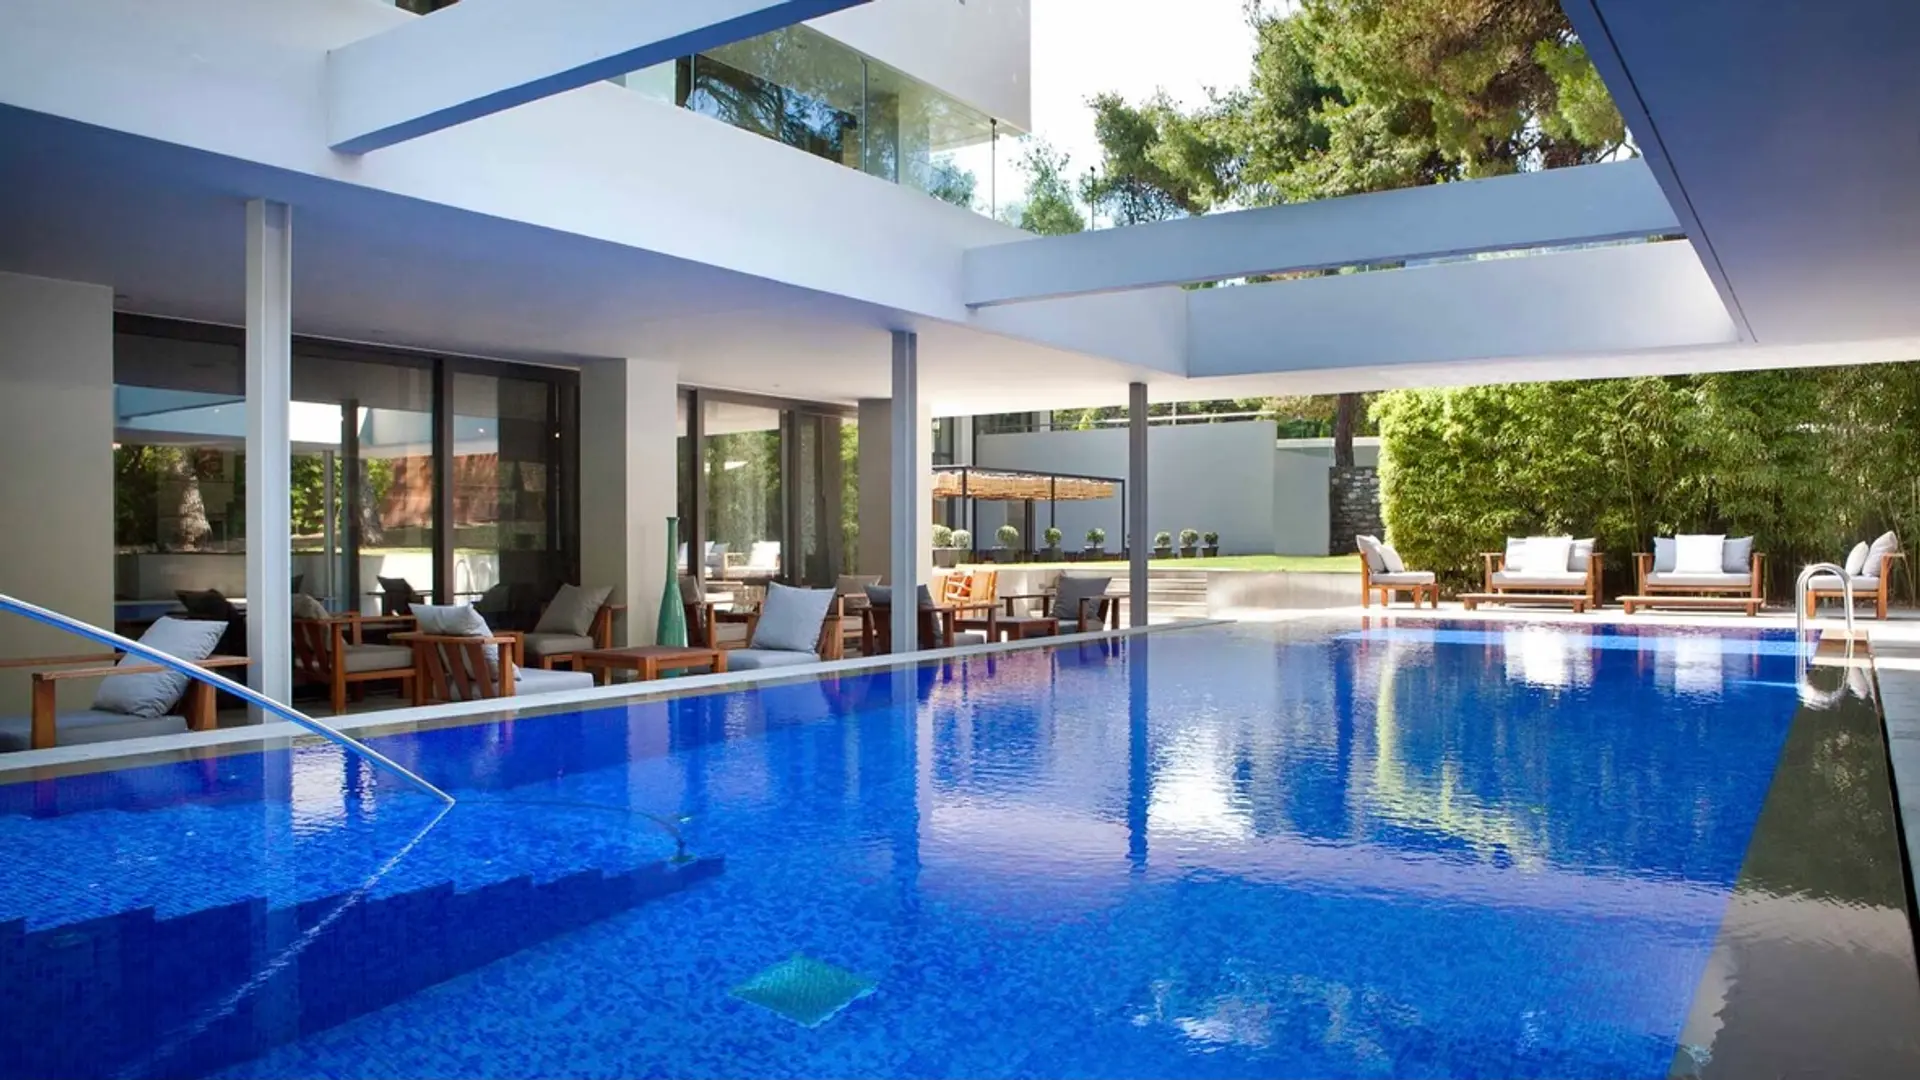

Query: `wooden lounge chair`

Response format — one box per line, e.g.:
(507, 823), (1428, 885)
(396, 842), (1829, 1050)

(1354, 535), (1438, 608)
(1804, 532), (1905, 620)
(1623, 536), (1764, 616)
(397, 604), (594, 704)
(293, 612), (420, 715)
(1460, 536), (1601, 611)
(712, 583), (845, 670)
(861, 585), (977, 654)
(520, 584), (623, 670)
(0, 652), (251, 751)
(996, 575), (1117, 639)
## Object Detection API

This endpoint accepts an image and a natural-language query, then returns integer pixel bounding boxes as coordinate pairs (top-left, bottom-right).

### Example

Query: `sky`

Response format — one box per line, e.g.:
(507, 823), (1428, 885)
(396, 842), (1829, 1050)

(1026, 0), (1263, 187)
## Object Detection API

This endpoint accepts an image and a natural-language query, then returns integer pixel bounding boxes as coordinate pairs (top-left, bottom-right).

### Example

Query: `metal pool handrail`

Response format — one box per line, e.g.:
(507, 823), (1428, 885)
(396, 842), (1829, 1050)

(0, 592), (454, 804)
(1795, 562), (1856, 660)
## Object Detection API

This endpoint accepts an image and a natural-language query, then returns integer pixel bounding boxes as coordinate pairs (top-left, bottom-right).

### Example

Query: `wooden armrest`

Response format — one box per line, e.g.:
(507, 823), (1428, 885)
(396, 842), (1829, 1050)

(31, 655), (251, 682)
(0, 653), (119, 671)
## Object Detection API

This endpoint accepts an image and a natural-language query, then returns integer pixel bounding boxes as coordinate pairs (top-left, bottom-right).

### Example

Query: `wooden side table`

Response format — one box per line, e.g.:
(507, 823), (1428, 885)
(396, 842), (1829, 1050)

(579, 645), (728, 686)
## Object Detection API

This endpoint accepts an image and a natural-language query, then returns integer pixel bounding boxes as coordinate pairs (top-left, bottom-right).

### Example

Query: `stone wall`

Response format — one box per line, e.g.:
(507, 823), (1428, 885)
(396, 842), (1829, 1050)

(1328, 466), (1384, 554)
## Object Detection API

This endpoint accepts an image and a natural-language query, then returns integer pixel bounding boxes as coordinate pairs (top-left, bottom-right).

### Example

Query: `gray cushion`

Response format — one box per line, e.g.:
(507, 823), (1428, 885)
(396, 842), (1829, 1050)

(1377, 543), (1406, 574)
(1355, 535), (1387, 572)
(534, 584), (612, 637)
(291, 593), (329, 621)
(513, 668), (596, 695)
(411, 603), (499, 674)
(522, 632), (595, 660)
(0, 711), (189, 752)
(93, 616), (226, 718)
(1568, 538), (1595, 572)
(1373, 571), (1436, 586)
(836, 574), (882, 612)
(341, 644), (414, 674)
(1806, 572), (1880, 592)
(1653, 537), (1676, 573)
(953, 631), (989, 647)
(1865, 531), (1900, 576)
(1645, 571), (1753, 589)
(726, 648), (819, 671)
(1504, 537), (1529, 572)
(1051, 576), (1112, 622)
(1491, 571), (1588, 590)
(1722, 537), (1754, 574)
(1845, 541), (1871, 576)
(750, 583), (835, 653)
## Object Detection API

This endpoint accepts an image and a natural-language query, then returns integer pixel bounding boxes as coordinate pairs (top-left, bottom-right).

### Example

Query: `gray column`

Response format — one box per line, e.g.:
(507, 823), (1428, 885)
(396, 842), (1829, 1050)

(890, 331), (921, 653)
(1128, 381), (1149, 630)
(245, 199), (293, 704)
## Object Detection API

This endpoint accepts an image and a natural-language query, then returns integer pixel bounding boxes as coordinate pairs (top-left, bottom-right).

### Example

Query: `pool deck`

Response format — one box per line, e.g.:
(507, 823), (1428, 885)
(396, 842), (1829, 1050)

(1866, 635), (1920, 920)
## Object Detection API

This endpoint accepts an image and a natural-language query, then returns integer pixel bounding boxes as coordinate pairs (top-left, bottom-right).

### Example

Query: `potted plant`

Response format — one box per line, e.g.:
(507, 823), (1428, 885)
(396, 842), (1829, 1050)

(932, 524), (958, 568)
(995, 523), (1021, 563)
(1179, 528), (1201, 558)
(951, 529), (973, 562)
(1084, 526), (1107, 559)
(1153, 530), (1173, 558)
(1201, 530), (1219, 557)
(1043, 526), (1063, 560)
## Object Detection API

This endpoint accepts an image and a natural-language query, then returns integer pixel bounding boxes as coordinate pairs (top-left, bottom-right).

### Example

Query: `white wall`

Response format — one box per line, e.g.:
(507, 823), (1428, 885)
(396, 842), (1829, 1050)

(972, 421), (1279, 555)
(579, 357), (679, 647)
(810, 0), (1031, 130)
(0, 272), (114, 707)
(1271, 439), (1381, 556)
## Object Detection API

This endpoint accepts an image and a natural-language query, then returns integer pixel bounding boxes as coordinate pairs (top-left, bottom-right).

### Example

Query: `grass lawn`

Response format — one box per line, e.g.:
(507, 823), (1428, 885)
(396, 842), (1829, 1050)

(961, 554), (1359, 574)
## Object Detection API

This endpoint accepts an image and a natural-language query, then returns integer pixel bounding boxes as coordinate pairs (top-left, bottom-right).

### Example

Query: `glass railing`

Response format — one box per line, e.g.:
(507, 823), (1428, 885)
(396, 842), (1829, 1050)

(378, 2), (1010, 219)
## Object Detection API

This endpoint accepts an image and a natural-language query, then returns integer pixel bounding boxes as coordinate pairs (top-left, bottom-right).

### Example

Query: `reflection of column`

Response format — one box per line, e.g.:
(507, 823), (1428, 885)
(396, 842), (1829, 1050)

(889, 332), (923, 651)
(1127, 382), (1149, 629)
(580, 358), (678, 646)
(1128, 638), (1150, 872)
(244, 199), (293, 704)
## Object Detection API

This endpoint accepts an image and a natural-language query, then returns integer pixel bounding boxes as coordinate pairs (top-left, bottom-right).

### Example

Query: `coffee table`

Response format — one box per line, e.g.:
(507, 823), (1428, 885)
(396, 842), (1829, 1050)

(579, 644), (727, 685)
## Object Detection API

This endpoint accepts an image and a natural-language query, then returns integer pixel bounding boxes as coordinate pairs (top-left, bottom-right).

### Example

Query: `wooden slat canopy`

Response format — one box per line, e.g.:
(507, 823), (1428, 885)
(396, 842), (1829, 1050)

(933, 470), (1117, 502)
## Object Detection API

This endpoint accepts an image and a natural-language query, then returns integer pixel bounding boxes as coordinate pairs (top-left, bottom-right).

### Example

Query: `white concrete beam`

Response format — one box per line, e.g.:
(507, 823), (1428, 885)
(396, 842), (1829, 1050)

(245, 199), (294, 705)
(328, 0), (871, 154)
(964, 161), (1681, 307)
(1186, 241), (1738, 379)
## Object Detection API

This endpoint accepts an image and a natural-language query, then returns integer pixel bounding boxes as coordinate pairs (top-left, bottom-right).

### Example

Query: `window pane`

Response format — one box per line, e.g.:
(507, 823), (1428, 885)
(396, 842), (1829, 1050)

(704, 400), (784, 585)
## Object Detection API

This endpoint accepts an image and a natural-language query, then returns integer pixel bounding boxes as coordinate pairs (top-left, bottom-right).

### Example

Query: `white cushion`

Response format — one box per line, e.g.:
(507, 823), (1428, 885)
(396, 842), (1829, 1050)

(341, 644), (415, 674)
(1567, 538), (1595, 572)
(0, 711), (188, 752)
(1674, 534), (1726, 574)
(1653, 537), (1677, 573)
(1645, 571), (1752, 589)
(1377, 543), (1407, 573)
(412, 604), (500, 675)
(727, 648), (818, 671)
(1492, 571), (1587, 590)
(1523, 537), (1573, 577)
(1806, 572), (1880, 592)
(1503, 537), (1529, 573)
(1355, 535), (1388, 572)
(1865, 531), (1900, 576)
(93, 616), (225, 718)
(514, 668), (595, 695)
(534, 584), (612, 637)
(1372, 571), (1435, 586)
(1845, 541), (1871, 576)
(522, 632), (596, 660)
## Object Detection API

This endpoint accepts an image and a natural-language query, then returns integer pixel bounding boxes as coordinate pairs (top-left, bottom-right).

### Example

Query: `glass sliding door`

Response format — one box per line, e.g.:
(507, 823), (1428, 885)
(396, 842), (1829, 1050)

(786, 411), (847, 586)
(447, 369), (570, 631)
(703, 399), (784, 586)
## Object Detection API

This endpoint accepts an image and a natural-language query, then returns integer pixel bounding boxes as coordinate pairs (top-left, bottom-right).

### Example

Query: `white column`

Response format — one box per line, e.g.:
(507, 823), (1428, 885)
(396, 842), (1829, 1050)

(580, 357), (678, 646)
(245, 200), (293, 704)
(1128, 381), (1149, 630)
(889, 330), (923, 652)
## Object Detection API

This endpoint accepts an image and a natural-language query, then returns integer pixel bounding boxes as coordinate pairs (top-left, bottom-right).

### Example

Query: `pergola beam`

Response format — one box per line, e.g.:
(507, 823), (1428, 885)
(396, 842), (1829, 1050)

(328, 0), (870, 154)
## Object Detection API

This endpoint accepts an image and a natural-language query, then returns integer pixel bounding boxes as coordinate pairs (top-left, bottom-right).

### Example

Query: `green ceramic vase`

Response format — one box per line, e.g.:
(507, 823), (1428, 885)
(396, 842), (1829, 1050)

(657, 516), (689, 647)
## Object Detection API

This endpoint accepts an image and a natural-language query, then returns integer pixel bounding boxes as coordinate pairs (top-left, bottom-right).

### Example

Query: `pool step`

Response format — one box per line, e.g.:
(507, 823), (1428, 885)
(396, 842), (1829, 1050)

(1106, 571), (1213, 622)
(0, 854), (722, 1080)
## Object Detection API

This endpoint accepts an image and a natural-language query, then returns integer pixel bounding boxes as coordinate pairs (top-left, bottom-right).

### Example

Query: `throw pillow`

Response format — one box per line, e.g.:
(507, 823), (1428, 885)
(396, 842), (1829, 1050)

(413, 603), (500, 675)
(291, 593), (329, 621)
(1503, 537), (1529, 574)
(1355, 536), (1388, 573)
(1051, 576), (1113, 623)
(1722, 537), (1754, 575)
(534, 583), (612, 637)
(1524, 537), (1573, 577)
(175, 589), (238, 622)
(93, 616), (226, 719)
(750, 583), (836, 654)
(1568, 539), (1595, 573)
(1674, 534), (1726, 575)
(1845, 541), (1871, 577)
(1653, 537), (1677, 573)
(1378, 543), (1407, 574)
(836, 574), (881, 612)
(1864, 531), (1901, 579)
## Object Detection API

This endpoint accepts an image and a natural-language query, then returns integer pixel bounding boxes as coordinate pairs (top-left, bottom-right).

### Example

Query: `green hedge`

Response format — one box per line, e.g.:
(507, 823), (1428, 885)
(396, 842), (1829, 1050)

(1373, 368), (1920, 595)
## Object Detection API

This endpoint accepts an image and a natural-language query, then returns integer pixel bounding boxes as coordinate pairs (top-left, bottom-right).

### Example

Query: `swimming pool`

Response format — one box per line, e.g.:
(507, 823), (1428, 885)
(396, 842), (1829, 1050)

(3, 619), (1916, 1078)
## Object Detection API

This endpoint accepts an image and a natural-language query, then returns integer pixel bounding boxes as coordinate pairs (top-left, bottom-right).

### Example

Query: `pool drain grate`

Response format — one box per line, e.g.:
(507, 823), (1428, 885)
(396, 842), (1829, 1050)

(731, 955), (876, 1027)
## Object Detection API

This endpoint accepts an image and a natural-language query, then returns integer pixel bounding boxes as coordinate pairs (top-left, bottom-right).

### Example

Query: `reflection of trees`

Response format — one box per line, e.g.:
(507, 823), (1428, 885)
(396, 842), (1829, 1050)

(705, 430), (781, 551)
(115, 445), (229, 551)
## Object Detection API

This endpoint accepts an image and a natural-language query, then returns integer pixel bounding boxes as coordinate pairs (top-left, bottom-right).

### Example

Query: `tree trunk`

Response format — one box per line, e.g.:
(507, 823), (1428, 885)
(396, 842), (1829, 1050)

(167, 450), (212, 551)
(1332, 393), (1359, 468)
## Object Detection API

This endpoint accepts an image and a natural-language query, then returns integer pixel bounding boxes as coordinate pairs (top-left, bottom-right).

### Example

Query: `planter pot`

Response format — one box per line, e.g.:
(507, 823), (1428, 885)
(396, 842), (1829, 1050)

(1154, 547), (1173, 560)
(1042, 546), (1061, 561)
(1199, 546), (1217, 558)
(1180, 545), (1199, 558)
(933, 549), (960, 568)
(1084, 547), (1106, 560)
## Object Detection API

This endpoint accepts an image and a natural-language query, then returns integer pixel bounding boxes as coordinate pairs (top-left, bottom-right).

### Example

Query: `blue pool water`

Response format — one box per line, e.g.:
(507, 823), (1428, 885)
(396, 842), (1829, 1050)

(0, 621), (1824, 1078)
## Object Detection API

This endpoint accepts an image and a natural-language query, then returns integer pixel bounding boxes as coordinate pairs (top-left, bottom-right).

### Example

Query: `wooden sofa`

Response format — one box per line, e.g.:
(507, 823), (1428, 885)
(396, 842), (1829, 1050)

(1625, 542), (1765, 616)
